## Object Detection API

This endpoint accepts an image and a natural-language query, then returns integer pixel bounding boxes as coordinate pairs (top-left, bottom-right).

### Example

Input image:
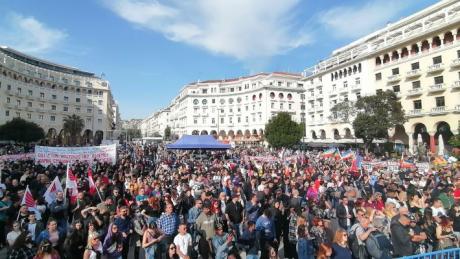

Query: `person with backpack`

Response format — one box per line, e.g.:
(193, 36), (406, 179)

(350, 216), (376, 259)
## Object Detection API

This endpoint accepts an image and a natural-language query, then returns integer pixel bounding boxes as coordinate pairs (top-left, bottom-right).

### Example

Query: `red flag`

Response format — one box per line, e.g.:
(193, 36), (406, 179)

(88, 167), (97, 195)
(21, 186), (36, 208)
(68, 187), (78, 205)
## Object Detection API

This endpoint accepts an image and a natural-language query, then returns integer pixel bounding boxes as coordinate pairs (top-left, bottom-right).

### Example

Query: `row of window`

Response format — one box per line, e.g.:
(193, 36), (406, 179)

(330, 63), (362, 81)
(375, 29), (460, 66)
(376, 51), (460, 80)
(192, 92), (294, 106)
(389, 73), (460, 93)
(193, 114), (263, 125)
(4, 111), (102, 123)
(4, 98), (103, 114)
(412, 97), (446, 110)
(194, 81), (303, 95)
(1, 83), (105, 104)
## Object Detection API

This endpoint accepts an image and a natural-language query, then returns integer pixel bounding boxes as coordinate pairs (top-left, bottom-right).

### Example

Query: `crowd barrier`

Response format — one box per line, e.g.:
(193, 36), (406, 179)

(399, 248), (460, 259)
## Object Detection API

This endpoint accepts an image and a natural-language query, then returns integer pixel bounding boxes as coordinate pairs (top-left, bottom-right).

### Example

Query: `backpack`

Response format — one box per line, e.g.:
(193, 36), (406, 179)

(348, 224), (368, 259)
(365, 231), (392, 259)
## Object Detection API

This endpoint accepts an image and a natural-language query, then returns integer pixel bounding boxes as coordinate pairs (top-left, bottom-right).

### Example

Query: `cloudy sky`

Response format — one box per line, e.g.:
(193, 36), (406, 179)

(0, 0), (438, 119)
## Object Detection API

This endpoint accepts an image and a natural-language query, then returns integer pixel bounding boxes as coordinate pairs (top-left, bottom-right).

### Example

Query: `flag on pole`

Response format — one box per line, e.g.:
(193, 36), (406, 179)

(65, 163), (78, 204)
(322, 148), (337, 158)
(88, 166), (97, 196)
(65, 163), (77, 189)
(43, 176), (63, 204)
(340, 150), (355, 160)
(350, 154), (363, 172)
(21, 185), (36, 208)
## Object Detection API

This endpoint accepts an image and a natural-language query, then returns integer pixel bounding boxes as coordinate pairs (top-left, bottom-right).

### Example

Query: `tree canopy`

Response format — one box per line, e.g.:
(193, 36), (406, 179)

(329, 90), (406, 150)
(265, 112), (304, 148)
(164, 126), (171, 140)
(63, 114), (85, 145)
(0, 118), (45, 143)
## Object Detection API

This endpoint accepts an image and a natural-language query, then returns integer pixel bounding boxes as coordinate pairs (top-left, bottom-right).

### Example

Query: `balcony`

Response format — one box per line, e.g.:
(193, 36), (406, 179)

(351, 84), (361, 92)
(407, 88), (423, 96)
(452, 80), (460, 90)
(315, 105), (324, 112)
(430, 106), (448, 115)
(406, 69), (421, 78)
(427, 63), (444, 73)
(387, 74), (401, 83)
(329, 91), (337, 97)
(407, 109), (423, 117)
(339, 87), (348, 94)
(451, 58), (460, 68)
(428, 83), (446, 93)
(453, 105), (460, 113)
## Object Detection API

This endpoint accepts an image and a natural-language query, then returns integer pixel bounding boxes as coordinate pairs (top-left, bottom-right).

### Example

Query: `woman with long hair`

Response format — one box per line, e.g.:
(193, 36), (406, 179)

(64, 220), (86, 259)
(34, 240), (60, 259)
(165, 243), (180, 259)
(36, 219), (65, 254)
(310, 217), (327, 249)
(297, 225), (314, 259)
(6, 232), (35, 259)
(331, 229), (352, 259)
(102, 223), (124, 259)
(317, 243), (333, 259)
(436, 216), (457, 250)
(83, 233), (103, 259)
(142, 221), (165, 259)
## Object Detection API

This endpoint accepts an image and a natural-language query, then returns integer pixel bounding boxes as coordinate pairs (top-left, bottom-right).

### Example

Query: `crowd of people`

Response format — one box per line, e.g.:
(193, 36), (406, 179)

(0, 142), (459, 259)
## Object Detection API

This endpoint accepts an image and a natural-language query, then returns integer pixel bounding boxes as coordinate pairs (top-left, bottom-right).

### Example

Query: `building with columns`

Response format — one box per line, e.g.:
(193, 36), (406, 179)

(142, 72), (306, 142)
(0, 46), (120, 145)
(303, 0), (460, 153)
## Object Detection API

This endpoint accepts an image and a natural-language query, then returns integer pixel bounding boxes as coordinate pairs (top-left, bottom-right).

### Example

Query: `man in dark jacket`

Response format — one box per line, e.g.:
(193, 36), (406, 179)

(336, 196), (354, 231)
(391, 215), (413, 257)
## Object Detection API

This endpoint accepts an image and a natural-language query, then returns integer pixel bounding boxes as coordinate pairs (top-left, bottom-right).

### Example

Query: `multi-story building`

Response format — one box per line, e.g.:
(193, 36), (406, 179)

(0, 46), (120, 145)
(303, 0), (460, 152)
(122, 119), (142, 130)
(140, 107), (170, 137)
(143, 72), (305, 141)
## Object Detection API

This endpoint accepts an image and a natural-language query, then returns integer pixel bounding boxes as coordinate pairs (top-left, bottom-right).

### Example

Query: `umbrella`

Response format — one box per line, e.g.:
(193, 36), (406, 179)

(438, 134), (444, 156)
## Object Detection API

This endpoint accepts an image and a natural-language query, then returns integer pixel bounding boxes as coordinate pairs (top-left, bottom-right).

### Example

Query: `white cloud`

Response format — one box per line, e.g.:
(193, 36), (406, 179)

(318, 0), (415, 39)
(1, 13), (67, 54)
(104, 0), (311, 61)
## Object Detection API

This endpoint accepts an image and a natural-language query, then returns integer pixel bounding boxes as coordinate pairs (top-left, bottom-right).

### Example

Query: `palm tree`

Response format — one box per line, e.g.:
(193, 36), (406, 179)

(63, 114), (84, 146)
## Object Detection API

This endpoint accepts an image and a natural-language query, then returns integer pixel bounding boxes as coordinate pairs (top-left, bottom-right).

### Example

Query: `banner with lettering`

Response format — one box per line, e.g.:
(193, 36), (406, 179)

(0, 153), (35, 162)
(34, 145), (117, 166)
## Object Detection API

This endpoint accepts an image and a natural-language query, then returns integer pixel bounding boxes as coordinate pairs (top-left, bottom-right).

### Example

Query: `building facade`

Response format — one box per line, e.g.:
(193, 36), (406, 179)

(142, 72), (306, 142)
(0, 46), (120, 145)
(140, 107), (170, 137)
(303, 0), (460, 152)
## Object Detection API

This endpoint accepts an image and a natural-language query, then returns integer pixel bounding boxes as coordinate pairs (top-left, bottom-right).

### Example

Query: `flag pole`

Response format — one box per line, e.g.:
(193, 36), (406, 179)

(95, 184), (103, 202)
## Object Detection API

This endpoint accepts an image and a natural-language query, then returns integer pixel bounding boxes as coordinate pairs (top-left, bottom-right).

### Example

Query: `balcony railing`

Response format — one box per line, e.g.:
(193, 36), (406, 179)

(451, 58), (460, 68)
(406, 69), (421, 78)
(350, 84), (361, 92)
(428, 83), (446, 93)
(315, 106), (324, 112)
(407, 88), (423, 96)
(454, 105), (460, 113)
(407, 109), (423, 117)
(430, 106), (448, 114)
(427, 63), (444, 73)
(452, 80), (460, 89)
(387, 74), (401, 82)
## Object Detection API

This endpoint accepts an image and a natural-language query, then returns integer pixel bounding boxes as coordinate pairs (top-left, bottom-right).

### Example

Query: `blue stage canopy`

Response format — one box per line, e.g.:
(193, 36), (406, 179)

(166, 135), (231, 150)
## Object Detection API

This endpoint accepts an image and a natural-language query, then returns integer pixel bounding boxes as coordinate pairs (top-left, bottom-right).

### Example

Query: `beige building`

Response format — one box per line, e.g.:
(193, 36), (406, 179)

(0, 46), (120, 145)
(303, 0), (460, 153)
(142, 72), (306, 142)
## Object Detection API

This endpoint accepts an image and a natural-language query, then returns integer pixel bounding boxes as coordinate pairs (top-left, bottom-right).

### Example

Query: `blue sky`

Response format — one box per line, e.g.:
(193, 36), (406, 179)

(0, 0), (438, 119)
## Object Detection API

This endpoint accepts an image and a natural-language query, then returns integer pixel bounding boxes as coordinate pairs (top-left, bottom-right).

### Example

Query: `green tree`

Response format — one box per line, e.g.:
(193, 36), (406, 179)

(63, 114), (85, 145)
(329, 100), (356, 123)
(265, 112), (303, 148)
(164, 126), (171, 141)
(0, 118), (45, 143)
(352, 90), (406, 152)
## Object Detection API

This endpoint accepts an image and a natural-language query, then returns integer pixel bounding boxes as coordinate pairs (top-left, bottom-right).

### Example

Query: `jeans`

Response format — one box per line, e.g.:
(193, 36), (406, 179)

(247, 254), (259, 259)
(144, 244), (158, 259)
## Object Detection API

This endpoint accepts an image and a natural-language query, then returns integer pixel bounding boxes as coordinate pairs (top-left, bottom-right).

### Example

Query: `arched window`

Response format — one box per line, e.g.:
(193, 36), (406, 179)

(376, 57), (382, 66)
(278, 93), (284, 99)
(410, 44), (419, 55)
(421, 40), (430, 52)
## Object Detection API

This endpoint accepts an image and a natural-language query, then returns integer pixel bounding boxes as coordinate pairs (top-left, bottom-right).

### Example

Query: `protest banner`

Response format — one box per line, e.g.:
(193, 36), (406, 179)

(34, 144), (117, 166)
(415, 162), (430, 173)
(0, 153), (35, 162)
